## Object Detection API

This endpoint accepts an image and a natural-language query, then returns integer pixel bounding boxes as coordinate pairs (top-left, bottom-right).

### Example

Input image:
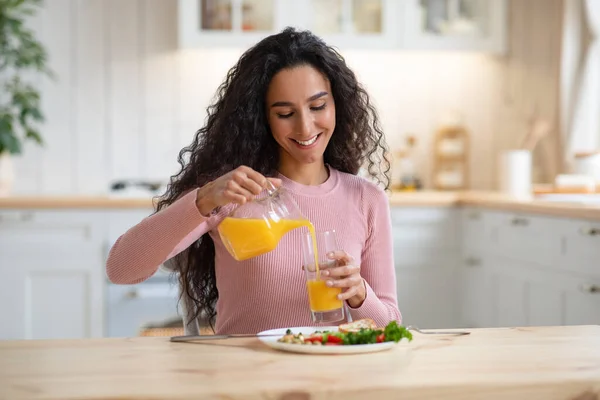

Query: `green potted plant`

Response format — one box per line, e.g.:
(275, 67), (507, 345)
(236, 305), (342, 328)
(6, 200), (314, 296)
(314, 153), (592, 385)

(0, 0), (53, 195)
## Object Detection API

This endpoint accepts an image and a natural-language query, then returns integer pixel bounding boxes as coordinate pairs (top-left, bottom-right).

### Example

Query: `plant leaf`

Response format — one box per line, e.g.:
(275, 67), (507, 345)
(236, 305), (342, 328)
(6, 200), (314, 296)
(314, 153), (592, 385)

(0, 0), (49, 153)
(0, 116), (22, 154)
(25, 128), (42, 145)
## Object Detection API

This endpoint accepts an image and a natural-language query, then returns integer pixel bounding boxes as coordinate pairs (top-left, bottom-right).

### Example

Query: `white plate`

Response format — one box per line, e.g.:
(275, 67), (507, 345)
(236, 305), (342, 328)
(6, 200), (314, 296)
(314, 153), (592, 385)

(257, 326), (400, 355)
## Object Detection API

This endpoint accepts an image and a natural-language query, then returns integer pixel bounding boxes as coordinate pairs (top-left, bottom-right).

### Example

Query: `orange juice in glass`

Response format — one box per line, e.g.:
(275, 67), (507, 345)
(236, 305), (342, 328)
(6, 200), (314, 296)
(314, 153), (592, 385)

(302, 230), (345, 323)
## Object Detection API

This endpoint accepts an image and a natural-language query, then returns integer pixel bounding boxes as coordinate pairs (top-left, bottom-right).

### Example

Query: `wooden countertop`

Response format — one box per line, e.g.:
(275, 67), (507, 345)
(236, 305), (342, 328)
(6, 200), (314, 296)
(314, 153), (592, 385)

(0, 195), (156, 209)
(1, 191), (600, 220)
(387, 190), (600, 220)
(0, 325), (598, 399)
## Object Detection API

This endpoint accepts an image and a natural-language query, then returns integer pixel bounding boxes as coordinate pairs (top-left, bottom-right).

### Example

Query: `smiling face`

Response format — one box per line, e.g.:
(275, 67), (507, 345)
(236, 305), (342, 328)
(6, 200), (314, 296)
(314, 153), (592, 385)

(266, 65), (336, 168)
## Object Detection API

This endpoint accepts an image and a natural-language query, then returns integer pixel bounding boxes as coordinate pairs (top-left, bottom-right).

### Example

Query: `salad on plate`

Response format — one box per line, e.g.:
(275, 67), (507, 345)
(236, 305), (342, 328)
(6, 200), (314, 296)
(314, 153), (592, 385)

(276, 319), (412, 346)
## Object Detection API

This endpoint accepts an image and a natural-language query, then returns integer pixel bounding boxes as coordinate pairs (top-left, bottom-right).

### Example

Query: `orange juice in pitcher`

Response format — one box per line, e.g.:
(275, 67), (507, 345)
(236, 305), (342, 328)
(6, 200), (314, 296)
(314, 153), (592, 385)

(217, 181), (318, 264)
(218, 217), (311, 261)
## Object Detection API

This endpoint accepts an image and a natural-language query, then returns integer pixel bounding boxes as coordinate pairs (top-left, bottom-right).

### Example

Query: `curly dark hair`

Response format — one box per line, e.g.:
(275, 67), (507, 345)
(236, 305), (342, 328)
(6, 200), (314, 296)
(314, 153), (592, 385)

(156, 27), (390, 330)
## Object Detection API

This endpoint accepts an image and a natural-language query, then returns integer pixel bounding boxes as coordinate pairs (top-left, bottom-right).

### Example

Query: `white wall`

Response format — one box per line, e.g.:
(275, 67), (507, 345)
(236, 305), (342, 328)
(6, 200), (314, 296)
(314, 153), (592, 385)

(11, 0), (532, 195)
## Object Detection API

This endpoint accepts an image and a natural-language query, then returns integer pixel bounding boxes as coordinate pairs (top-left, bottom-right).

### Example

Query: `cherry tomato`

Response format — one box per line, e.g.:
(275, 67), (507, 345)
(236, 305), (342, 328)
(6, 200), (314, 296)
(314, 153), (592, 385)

(305, 335), (322, 343)
(376, 333), (385, 343)
(326, 335), (343, 344)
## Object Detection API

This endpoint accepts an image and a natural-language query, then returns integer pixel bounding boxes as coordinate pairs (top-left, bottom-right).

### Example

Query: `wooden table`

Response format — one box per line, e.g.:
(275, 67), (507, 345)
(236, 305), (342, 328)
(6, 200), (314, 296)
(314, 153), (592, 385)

(1, 325), (599, 399)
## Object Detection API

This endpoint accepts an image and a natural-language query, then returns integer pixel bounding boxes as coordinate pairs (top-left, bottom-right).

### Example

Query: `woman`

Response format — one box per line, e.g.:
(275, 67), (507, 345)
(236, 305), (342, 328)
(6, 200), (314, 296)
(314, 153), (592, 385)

(106, 27), (401, 335)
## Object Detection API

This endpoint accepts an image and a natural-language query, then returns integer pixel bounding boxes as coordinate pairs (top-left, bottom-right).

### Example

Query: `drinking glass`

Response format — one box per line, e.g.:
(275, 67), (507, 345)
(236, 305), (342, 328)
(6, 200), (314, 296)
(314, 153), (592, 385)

(301, 230), (345, 323)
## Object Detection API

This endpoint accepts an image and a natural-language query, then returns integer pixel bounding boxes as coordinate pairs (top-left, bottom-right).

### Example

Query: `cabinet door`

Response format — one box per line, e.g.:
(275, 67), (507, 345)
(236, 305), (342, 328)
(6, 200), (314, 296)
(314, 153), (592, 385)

(178, 0), (292, 48)
(392, 207), (459, 328)
(396, 264), (458, 329)
(559, 219), (600, 278)
(459, 255), (493, 328)
(487, 211), (564, 268)
(486, 260), (529, 328)
(0, 211), (106, 340)
(527, 267), (600, 326)
(484, 259), (600, 327)
(295, 0), (400, 49)
(399, 0), (507, 53)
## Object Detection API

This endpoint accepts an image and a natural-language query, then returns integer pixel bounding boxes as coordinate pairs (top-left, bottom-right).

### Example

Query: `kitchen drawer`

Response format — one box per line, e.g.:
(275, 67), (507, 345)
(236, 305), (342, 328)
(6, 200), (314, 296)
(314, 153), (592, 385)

(486, 211), (565, 267)
(0, 210), (106, 255)
(486, 259), (600, 326)
(394, 248), (459, 269)
(559, 219), (600, 277)
(390, 207), (459, 249)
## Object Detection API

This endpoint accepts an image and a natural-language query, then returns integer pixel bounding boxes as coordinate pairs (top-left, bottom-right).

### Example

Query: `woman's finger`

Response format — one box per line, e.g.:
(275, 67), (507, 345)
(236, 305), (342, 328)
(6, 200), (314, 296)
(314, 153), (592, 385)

(325, 275), (362, 289)
(337, 286), (359, 301)
(232, 170), (264, 195)
(223, 190), (248, 205)
(226, 179), (255, 200)
(327, 250), (354, 266)
(320, 264), (360, 278)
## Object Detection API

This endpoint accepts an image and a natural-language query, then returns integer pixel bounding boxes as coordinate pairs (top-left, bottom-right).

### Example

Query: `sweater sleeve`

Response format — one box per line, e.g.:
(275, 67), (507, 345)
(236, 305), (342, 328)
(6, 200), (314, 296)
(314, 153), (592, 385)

(106, 189), (220, 284)
(347, 186), (402, 326)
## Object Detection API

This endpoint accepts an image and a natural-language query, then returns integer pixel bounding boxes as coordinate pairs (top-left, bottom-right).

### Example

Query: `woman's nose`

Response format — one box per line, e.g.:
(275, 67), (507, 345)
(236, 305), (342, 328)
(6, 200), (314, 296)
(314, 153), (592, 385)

(296, 111), (312, 136)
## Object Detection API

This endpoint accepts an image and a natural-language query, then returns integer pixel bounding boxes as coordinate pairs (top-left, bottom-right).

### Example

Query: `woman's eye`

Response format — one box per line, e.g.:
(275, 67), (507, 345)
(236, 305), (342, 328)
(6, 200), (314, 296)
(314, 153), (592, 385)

(277, 112), (294, 119)
(311, 103), (326, 111)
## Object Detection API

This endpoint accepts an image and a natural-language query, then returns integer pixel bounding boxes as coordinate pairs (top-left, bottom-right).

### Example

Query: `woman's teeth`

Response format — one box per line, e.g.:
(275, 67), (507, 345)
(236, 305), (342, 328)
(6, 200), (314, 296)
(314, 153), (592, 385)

(294, 135), (318, 146)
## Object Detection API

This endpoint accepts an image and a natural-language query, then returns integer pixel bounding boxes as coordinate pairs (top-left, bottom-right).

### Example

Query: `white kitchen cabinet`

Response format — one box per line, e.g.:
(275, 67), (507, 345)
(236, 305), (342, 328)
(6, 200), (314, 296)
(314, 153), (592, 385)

(177, 0), (506, 52)
(400, 0), (507, 54)
(295, 0), (400, 50)
(460, 207), (600, 329)
(2, 200), (597, 340)
(178, 0), (398, 50)
(486, 258), (600, 327)
(0, 210), (107, 340)
(0, 207), (158, 341)
(178, 0), (293, 48)
(391, 207), (460, 329)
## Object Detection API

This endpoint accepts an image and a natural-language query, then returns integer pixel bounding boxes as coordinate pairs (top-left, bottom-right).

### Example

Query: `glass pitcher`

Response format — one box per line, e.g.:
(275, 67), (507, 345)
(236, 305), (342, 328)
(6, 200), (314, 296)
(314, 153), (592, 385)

(217, 181), (311, 261)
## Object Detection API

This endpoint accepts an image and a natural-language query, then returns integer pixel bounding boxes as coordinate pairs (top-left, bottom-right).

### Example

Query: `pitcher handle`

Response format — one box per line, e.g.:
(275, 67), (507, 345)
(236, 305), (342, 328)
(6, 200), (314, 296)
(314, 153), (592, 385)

(266, 179), (278, 195)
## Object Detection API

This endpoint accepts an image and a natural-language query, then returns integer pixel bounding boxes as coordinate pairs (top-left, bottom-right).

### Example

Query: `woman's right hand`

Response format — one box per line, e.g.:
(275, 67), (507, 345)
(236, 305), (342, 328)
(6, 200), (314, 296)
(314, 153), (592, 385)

(195, 166), (282, 216)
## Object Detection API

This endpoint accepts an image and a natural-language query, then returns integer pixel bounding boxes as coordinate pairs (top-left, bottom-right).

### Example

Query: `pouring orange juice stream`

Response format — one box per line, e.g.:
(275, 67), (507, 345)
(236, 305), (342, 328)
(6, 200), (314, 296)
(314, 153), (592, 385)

(217, 217), (343, 312)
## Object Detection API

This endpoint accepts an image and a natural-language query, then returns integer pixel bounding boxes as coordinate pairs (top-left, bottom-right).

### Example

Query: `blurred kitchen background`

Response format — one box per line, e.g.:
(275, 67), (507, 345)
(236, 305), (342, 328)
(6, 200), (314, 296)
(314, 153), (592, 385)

(0, 0), (599, 340)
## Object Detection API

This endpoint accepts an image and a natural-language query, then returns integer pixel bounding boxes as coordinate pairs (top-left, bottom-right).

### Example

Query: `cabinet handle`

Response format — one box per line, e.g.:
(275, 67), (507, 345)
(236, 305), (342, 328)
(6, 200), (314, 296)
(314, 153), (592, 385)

(468, 211), (481, 220)
(579, 227), (600, 237)
(579, 284), (600, 294)
(511, 217), (529, 226)
(465, 257), (481, 267)
(123, 286), (175, 300)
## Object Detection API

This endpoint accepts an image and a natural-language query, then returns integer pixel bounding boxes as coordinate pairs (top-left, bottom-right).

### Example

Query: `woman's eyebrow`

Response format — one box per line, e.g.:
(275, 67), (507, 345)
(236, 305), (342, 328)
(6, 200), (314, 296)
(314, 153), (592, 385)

(270, 91), (329, 108)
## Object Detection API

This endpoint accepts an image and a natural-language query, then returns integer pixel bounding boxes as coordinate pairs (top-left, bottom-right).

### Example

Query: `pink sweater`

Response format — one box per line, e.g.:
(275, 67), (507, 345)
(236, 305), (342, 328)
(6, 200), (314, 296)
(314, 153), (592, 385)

(106, 167), (401, 334)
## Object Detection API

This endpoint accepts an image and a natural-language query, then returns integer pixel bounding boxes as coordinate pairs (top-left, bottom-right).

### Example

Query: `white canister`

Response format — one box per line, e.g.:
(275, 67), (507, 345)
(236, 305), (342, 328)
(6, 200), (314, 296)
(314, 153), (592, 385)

(573, 152), (600, 184)
(498, 150), (532, 198)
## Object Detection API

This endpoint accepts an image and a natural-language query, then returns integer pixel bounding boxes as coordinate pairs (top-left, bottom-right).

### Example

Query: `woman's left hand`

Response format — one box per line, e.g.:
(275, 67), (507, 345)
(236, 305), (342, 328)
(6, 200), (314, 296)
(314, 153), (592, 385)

(320, 251), (366, 308)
